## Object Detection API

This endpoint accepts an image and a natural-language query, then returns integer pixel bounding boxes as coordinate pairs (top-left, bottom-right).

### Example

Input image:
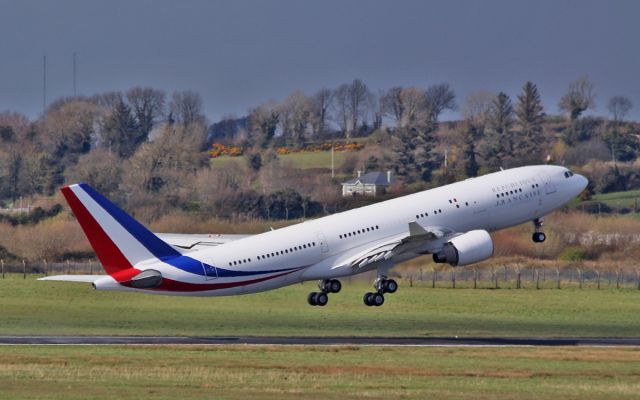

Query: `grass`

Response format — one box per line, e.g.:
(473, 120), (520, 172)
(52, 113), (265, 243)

(1, 274), (639, 337)
(571, 189), (640, 213)
(210, 151), (350, 170)
(0, 345), (639, 399)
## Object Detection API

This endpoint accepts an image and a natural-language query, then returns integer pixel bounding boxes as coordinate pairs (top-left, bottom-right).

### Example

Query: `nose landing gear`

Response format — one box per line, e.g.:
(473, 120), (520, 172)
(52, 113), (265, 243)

(307, 279), (341, 306)
(363, 276), (398, 307)
(532, 217), (546, 243)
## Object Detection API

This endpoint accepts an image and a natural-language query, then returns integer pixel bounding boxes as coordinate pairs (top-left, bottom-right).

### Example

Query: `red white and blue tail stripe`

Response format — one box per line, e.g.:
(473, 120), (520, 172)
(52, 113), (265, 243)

(59, 183), (303, 292)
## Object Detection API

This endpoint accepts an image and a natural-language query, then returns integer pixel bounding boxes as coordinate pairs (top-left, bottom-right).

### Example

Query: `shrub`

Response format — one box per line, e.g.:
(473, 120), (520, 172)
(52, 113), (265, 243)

(559, 246), (588, 262)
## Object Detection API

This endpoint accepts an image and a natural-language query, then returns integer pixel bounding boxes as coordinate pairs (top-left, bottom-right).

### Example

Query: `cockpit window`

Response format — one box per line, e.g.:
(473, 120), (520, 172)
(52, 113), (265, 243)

(564, 171), (574, 178)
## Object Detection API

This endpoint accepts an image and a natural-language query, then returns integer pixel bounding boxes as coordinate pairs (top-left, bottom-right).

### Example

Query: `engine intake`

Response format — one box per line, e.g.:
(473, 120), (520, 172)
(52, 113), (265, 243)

(433, 230), (494, 266)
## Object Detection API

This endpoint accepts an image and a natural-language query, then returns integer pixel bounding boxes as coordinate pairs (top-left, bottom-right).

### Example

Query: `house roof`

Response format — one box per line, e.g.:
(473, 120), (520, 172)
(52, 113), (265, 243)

(342, 171), (392, 186)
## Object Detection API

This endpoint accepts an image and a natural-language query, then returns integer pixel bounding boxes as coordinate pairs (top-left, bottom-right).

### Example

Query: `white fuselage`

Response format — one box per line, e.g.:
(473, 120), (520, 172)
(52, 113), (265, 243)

(113, 165), (587, 296)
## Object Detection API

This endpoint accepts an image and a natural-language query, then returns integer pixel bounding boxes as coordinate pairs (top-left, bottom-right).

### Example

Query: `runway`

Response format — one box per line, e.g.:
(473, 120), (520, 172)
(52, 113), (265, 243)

(1, 336), (639, 346)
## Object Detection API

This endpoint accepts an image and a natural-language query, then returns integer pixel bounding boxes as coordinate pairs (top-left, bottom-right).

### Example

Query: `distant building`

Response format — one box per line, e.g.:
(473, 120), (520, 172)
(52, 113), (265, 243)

(341, 171), (393, 197)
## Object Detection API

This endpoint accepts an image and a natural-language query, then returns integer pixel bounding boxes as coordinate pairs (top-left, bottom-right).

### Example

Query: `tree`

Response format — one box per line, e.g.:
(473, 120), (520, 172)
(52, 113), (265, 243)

(424, 83), (457, 121)
(249, 101), (280, 148)
(169, 90), (205, 126)
(462, 124), (480, 177)
(483, 92), (515, 168)
(380, 86), (404, 128)
(559, 76), (596, 120)
(309, 88), (333, 136)
(126, 87), (166, 140)
(333, 79), (371, 137)
(515, 81), (545, 163)
(413, 126), (439, 182)
(399, 87), (428, 130)
(391, 127), (417, 181)
(487, 92), (515, 136)
(607, 96), (633, 125)
(462, 90), (494, 136)
(101, 99), (139, 158)
(44, 98), (100, 163)
(278, 90), (311, 146)
(64, 149), (123, 198)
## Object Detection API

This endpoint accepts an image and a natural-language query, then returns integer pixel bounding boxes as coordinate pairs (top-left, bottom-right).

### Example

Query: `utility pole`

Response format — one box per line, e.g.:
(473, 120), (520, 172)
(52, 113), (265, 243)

(331, 142), (335, 179)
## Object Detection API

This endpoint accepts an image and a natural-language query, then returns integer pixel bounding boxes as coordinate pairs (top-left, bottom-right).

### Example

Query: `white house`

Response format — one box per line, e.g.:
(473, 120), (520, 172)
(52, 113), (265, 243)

(341, 171), (393, 197)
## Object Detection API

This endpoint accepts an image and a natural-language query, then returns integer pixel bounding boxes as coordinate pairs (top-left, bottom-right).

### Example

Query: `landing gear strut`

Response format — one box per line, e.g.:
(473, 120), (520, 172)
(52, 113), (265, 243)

(364, 276), (398, 307)
(307, 279), (341, 306)
(532, 217), (546, 243)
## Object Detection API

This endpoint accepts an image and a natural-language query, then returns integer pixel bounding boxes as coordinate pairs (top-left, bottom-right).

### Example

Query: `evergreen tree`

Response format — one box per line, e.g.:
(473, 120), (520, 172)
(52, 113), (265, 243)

(391, 127), (417, 181)
(103, 100), (140, 158)
(462, 124), (479, 177)
(413, 126), (439, 182)
(515, 82), (545, 164)
(483, 92), (515, 168)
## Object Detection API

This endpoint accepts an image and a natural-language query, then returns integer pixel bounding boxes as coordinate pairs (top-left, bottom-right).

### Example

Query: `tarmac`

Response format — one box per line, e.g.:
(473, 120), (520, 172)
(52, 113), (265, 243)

(1, 336), (639, 346)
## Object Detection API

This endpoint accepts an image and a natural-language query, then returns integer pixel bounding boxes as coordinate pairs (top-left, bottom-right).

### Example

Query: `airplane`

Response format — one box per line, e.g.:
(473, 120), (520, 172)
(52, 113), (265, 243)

(40, 165), (588, 307)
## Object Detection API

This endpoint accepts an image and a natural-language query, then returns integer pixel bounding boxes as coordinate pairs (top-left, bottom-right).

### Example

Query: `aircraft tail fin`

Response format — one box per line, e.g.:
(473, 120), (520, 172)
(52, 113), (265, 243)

(60, 183), (181, 277)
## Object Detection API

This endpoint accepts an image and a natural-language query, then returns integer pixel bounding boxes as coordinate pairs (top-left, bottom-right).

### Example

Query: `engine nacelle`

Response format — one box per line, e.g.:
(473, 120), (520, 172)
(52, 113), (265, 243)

(433, 230), (494, 266)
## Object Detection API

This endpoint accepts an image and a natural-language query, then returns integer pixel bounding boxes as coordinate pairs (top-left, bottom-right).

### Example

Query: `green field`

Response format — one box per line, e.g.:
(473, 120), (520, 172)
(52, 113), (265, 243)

(210, 151), (350, 170)
(1, 275), (639, 337)
(571, 189), (640, 213)
(591, 189), (640, 209)
(1, 345), (639, 399)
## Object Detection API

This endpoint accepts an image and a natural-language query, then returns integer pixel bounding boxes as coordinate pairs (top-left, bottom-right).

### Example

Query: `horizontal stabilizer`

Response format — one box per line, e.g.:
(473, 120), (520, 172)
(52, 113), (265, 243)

(38, 275), (104, 283)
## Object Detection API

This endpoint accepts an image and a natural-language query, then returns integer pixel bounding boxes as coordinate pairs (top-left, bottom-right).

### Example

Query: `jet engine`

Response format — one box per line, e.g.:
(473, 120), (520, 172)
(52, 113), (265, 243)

(432, 230), (494, 266)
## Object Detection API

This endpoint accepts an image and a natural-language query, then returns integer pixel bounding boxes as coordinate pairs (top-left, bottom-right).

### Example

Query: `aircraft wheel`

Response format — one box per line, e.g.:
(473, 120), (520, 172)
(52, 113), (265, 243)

(363, 292), (374, 306)
(307, 292), (318, 306)
(316, 292), (329, 306)
(328, 279), (342, 293)
(372, 293), (385, 307)
(384, 279), (398, 294)
(532, 232), (546, 243)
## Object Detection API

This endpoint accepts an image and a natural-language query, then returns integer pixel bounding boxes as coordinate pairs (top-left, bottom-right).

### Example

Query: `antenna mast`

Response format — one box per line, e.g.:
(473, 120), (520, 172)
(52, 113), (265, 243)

(42, 55), (47, 114)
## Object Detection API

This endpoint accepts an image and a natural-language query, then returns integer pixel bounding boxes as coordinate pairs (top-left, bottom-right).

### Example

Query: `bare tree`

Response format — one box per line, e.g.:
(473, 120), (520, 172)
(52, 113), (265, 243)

(607, 95), (633, 125)
(559, 76), (596, 120)
(380, 86), (404, 128)
(278, 90), (311, 146)
(334, 79), (371, 137)
(126, 87), (166, 138)
(462, 90), (494, 134)
(425, 83), (457, 121)
(333, 84), (350, 135)
(169, 90), (205, 126)
(249, 101), (280, 147)
(309, 88), (333, 136)
(399, 87), (428, 129)
(93, 91), (123, 114)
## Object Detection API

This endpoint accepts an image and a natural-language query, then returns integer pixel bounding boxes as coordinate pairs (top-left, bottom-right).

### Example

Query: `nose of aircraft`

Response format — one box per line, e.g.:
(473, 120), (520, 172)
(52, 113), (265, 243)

(575, 173), (588, 194)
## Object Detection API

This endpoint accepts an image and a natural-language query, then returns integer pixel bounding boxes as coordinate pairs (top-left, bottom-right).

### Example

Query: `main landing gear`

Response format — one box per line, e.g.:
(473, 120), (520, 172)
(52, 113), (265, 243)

(307, 279), (341, 306)
(363, 276), (398, 307)
(532, 217), (546, 243)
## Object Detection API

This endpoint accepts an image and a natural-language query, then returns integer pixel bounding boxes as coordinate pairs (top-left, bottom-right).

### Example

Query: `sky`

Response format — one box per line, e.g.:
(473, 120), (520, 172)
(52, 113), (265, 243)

(0, 0), (638, 122)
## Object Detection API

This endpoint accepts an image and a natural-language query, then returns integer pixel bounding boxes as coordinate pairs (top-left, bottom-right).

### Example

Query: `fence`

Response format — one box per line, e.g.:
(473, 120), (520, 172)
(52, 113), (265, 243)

(2, 259), (640, 290)
(399, 265), (640, 290)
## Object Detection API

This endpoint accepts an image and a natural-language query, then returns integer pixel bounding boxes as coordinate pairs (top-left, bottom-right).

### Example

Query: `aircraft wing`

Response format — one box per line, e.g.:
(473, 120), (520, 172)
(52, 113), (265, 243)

(333, 222), (455, 270)
(155, 233), (253, 251)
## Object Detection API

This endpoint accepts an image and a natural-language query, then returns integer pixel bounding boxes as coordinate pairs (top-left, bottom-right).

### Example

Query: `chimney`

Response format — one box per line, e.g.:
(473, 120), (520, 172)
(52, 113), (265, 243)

(387, 170), (391, 183)
(357, 170), (362, 178)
